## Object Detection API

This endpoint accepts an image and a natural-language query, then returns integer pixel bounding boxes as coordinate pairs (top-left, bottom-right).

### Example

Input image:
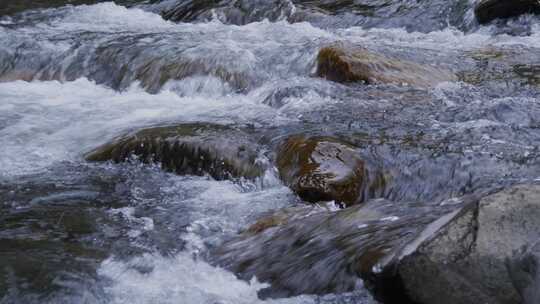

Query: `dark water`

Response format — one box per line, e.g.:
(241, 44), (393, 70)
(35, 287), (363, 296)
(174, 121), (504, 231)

(0, 0), (539, 303)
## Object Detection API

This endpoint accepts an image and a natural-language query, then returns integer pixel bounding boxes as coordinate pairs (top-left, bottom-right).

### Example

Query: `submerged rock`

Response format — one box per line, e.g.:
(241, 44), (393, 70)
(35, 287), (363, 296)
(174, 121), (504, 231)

(161, 0), (296, 25)
(212, 199), (456, 299)
(474, 0), (540, 24)
(85, 123), (264, 180)
(159, 0), (220, 22)
(0, 24), (256, 93)
(243, 205), (318, 235)
(459, 47), (540, 91)
(0, 0), (138, 16)
(276, 135), (368, 206)
(370, 184), (540, 304)
(461, 62), (540, 87)
(316, 45), (456, 88)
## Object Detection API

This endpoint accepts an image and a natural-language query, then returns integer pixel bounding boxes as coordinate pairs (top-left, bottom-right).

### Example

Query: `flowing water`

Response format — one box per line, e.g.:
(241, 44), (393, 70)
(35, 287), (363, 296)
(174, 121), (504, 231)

(1, 0), (540, 303)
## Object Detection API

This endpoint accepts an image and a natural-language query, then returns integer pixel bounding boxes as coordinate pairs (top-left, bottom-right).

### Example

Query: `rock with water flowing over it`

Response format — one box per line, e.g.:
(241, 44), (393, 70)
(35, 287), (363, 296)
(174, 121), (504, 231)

(474, 0), (540, 24)
(0, 0), (143, 16)
(459, 47), (540, 88)
(276, 135), (370, 207)
(1, 30), (256, 92)
(369, 184), (540, 304)
(212, 199), (457, 299)
(85, 123), (264, 180)
(316, 45), (457, 88)
(161, 0), (296, 25)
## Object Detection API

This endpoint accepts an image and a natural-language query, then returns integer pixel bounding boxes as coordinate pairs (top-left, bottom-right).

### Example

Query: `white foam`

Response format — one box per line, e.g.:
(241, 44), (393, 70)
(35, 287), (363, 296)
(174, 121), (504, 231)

(35, 1), (540, 53)
(20, 3), (333, 42)
(98, 252), (314, 304)
(336, 24), (540, 50)
(95, 176), (313, 304)
(175, 178), (296, 252)
(380, 216), (400, 222)
(0, 78), (291, 178)
(46, 2), (176, 32)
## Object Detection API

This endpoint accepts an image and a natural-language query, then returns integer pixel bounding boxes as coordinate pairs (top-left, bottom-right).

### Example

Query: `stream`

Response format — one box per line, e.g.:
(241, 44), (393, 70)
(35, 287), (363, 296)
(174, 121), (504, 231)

(1, 0), (540, 303)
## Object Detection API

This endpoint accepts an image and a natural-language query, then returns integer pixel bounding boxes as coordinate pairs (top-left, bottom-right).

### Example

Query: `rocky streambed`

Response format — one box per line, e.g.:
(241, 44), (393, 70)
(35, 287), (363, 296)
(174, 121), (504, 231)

(1, 0), (540, 303)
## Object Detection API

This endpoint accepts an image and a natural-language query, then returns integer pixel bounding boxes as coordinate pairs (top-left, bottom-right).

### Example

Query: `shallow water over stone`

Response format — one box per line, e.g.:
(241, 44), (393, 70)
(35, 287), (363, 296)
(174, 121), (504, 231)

(0, 0), (539, 303)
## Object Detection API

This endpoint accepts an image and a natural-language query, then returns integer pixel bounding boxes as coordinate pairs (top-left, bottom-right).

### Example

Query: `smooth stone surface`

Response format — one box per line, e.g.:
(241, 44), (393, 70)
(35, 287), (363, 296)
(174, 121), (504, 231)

(85, 123), (264, 180)
(316, 44), (456, 88)
(276, 135), (367, 206)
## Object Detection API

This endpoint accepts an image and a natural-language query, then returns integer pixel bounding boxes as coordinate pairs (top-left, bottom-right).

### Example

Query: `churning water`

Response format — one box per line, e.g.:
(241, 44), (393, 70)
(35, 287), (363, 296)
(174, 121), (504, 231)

(0, 1), (539, 303)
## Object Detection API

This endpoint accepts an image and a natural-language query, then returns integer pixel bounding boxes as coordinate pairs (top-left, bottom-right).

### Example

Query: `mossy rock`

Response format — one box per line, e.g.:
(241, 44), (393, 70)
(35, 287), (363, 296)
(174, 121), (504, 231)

(86, 123), (264, 180)
(316, 44), (456, 88)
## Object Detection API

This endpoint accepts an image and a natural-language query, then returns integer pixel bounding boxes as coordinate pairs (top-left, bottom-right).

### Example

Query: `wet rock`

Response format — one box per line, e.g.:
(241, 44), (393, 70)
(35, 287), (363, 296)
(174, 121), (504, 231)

(243, 205), (320, 235)
(276, 135), (368, 207)
(159, 0), (220, 22)
(316, 45), (457, 88)
(291, 0), (471, 32)
(507, 243), (540, 304)
(0, 0), (141, 16)
(161, 0), (296, 25)
(474, 0), (540, 24)
(86, 123), (264, 180)
(459, 47), (540, 89)
(370, 184), (540, 304)
(212, 199), (456, 299)
(131, 57), (250, 93)
(0, 32), (253, 93)
(513, 64), (540, 86)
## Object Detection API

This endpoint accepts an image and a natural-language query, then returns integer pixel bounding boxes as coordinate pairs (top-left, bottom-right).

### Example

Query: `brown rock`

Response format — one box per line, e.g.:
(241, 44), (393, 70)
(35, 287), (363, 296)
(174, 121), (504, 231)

(244, 206), (308, 234)
(459, 47), (540, 87)
(316, 45), (456, 88)
(276, 135), (366, 206)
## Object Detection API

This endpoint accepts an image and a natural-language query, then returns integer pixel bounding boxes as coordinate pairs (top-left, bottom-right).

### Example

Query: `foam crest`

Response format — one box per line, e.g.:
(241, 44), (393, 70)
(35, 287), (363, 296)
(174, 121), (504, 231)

(98, 253), (316, 304)
(0, 78), (290, 178)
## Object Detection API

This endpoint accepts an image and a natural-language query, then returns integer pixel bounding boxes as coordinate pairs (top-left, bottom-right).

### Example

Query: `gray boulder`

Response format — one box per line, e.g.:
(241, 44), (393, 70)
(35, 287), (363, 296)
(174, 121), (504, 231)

(373, 184), (540, 304)
(506, 241), (540, 304)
